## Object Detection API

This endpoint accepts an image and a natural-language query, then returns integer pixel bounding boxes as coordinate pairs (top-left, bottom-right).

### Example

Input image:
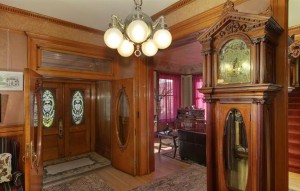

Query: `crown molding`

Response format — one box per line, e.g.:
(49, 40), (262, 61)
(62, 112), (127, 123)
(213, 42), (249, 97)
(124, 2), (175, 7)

(151, 0), (196, 20)
(169, 0), (248, 41)
(0, 3), (104, 35)
(289, 25), (300, 34)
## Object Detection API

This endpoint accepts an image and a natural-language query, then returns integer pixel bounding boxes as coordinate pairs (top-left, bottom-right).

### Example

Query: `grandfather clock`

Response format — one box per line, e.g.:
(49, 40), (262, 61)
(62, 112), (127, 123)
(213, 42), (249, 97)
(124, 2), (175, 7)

(198, 1), (283, 191)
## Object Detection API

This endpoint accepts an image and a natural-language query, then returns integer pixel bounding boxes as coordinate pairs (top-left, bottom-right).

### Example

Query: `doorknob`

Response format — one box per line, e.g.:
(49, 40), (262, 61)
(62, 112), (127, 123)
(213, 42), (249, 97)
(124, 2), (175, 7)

(58, 118), (64, 138)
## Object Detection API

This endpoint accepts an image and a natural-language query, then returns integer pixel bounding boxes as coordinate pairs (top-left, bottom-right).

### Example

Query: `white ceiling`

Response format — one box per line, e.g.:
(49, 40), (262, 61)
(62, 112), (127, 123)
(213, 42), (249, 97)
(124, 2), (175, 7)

(289, 0), (300, 27)
(0, 0), (179, 31)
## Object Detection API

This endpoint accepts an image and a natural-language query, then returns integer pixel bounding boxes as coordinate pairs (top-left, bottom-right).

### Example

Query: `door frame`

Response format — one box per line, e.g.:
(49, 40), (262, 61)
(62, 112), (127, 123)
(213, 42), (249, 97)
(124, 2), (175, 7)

(24, 68), (43, 191)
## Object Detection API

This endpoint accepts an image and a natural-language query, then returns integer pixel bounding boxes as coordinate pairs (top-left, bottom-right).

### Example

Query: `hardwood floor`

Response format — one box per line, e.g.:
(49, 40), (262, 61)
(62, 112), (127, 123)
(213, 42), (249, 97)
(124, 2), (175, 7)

(289, 172), (300, 191)
(92, 155), (300, 191)
(92, 153), (190, 191)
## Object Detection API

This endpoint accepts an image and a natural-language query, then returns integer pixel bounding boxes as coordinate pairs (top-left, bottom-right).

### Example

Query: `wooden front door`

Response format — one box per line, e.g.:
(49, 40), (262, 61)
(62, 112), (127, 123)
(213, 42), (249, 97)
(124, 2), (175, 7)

(111, 78), (136, 175)
(42, 81), (91, 161)
(24, 68), (43, 191)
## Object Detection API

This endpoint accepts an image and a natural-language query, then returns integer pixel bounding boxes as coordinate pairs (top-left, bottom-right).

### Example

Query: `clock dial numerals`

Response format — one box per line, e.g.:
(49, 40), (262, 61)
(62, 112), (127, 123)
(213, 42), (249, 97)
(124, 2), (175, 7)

(218, 39), (250, 84)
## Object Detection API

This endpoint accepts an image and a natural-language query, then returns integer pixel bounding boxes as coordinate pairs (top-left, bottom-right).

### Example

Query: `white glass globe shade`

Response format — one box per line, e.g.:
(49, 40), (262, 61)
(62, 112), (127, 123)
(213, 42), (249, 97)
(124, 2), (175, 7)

(153, 29), (172, 49)
(117, 39), (134, 57)
(142, 39), (158, 57)
(104, 28), (123, 49)
(126, 20), (149, 43)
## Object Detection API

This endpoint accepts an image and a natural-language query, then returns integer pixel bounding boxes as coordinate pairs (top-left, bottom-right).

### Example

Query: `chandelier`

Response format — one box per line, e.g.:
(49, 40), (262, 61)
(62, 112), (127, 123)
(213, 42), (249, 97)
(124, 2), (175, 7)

(104, 0), (172, 57)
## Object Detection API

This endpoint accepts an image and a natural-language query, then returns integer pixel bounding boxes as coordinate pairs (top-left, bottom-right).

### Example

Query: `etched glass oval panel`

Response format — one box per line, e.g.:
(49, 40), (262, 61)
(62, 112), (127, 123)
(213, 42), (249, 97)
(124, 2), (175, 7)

(42, 90), (55, 128)
(117, 87), (129, 146)
(72, 91), (84, 125)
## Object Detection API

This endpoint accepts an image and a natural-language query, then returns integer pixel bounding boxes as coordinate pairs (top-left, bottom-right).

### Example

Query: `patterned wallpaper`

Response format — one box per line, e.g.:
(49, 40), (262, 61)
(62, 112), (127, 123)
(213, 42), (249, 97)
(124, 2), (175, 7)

(0, 11), (105, 46)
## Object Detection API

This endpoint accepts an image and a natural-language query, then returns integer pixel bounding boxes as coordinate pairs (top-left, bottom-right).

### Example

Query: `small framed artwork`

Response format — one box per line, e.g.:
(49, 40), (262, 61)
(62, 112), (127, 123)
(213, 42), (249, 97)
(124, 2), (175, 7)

(0, 71), (23, 91)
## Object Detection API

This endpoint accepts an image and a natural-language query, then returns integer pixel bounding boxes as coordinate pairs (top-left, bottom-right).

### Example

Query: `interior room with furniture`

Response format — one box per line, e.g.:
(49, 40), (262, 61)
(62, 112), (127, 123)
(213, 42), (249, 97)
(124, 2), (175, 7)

(0, 0), (296, 190)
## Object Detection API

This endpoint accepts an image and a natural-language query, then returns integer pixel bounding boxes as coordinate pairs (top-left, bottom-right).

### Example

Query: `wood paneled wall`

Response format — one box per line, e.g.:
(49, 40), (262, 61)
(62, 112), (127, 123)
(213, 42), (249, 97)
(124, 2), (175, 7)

(95, 81), (112, 159)
(270, 0), (289, 190)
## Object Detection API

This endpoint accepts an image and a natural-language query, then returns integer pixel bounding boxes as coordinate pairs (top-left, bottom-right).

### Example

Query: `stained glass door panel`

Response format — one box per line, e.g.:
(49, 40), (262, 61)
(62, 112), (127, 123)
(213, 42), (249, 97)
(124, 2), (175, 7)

(42, 82), (64, 161)
(64, 83), (91, 156)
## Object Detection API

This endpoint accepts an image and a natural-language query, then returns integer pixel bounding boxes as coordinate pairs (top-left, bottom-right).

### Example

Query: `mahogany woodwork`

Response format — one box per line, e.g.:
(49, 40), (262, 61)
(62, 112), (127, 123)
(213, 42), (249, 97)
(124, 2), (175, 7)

(111, 78), (136, 175)
(64, 82), (91, 156)
(198, 1), (284, 190)
(24, 68), (43, 191)
(41, 80), (93, 161)
(42, 81), (64, 161)
(27, 32), (116, 80)
(169, 0), (248, 41)
(135, 57), (154, 175)
(95, 81), (112, 159)
(270, 0), (289, 190)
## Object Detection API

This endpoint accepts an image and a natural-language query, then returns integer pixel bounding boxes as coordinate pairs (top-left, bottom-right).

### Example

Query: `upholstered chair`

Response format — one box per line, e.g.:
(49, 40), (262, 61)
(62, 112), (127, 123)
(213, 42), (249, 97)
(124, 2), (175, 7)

(0, 137), (24, 191)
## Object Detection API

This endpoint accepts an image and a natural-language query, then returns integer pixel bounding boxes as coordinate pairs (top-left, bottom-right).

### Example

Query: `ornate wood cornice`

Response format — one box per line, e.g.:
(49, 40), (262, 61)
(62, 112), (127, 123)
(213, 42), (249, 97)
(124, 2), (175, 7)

(151, 0), (196, 21)
(222, 0), (238, 15)
(289, 40), (300, 58)
(289, 25), (300, 34)
(289, 25), (300, 41)
(0, 3), (104, 35)
(198, 1), (283, 45)
(169, 0), (247, 41)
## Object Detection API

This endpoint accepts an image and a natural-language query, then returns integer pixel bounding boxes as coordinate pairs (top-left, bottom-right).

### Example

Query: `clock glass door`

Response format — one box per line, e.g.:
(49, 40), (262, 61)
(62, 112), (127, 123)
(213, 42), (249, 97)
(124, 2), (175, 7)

(223, 108), (249, 191)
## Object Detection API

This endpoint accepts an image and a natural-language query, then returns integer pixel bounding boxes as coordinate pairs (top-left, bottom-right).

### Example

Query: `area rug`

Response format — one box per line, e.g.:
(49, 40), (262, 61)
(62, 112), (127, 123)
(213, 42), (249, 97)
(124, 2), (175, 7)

(161, 150), (194, 164)
(43, 173), (114, 191)
(131, 164), (207, 191)
(43, 152), (111, 188)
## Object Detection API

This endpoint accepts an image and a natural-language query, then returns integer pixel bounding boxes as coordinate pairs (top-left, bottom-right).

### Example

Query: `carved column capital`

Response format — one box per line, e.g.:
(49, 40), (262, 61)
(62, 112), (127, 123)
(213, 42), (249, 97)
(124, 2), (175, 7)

(289, 40), (300, 58)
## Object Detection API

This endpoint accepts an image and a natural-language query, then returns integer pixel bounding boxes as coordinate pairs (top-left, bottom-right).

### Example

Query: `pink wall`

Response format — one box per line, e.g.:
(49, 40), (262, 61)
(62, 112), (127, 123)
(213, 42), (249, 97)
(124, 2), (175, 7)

(0, 29), (27, 126)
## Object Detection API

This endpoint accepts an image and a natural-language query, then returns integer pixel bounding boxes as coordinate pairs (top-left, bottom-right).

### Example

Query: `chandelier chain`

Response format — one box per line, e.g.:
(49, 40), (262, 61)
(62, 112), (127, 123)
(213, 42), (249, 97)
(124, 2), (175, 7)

(134, 0), (142, 10)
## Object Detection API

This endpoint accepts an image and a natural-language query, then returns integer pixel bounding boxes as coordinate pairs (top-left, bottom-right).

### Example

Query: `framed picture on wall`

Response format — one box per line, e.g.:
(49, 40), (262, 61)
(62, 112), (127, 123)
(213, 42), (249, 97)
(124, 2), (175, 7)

(0, 71), (23, 91)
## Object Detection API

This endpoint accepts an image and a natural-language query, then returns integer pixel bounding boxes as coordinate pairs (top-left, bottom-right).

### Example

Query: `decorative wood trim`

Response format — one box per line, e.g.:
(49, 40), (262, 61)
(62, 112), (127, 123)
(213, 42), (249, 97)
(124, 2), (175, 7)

(0, 124), (24, 136)
(289, 40), (300, 58)
(169, 0), (248, 40)
(289, 25), (300, 41)
(270, 0), (289, 190)
(289, 25), (300, 34)
(27, 32), (117, 80)
(0, 3), (104, 35)
(151, 0), (196, 20)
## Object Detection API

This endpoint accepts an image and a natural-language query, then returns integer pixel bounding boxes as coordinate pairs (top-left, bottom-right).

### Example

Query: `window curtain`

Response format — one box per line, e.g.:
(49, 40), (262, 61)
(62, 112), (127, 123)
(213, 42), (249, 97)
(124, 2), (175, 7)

(158, 73), (181, 122)
(192, 75), (206, 109)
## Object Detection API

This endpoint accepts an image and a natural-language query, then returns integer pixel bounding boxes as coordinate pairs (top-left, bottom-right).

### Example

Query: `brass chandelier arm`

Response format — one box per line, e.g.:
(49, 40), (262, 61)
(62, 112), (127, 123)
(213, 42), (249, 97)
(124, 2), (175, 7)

(110, 15), (125, 31)
(134, 0), (143, 9)
(152, 16), (168, 31)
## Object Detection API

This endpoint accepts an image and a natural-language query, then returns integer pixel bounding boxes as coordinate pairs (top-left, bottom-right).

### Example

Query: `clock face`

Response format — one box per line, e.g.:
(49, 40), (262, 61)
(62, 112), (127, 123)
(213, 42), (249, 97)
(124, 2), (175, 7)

(218, 39), (251, 84)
